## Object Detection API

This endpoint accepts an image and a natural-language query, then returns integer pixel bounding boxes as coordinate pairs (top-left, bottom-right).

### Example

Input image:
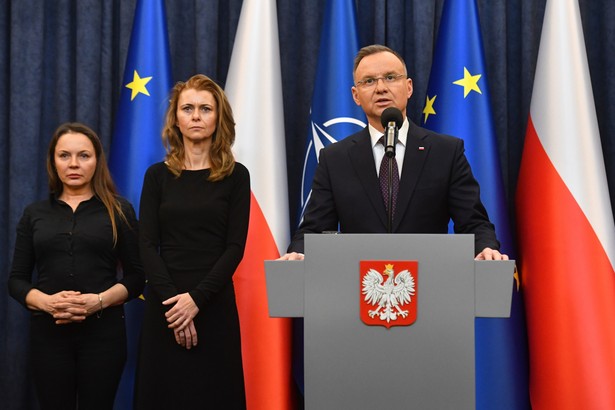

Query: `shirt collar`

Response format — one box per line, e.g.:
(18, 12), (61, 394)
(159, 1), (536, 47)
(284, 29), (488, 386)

(50, 192), (99, 205)
(369, 117), (409, 148)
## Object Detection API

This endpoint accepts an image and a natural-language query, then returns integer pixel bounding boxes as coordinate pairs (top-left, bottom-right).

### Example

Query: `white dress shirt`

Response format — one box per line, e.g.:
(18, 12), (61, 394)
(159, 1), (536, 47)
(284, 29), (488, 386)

(369, 117), (409, 178)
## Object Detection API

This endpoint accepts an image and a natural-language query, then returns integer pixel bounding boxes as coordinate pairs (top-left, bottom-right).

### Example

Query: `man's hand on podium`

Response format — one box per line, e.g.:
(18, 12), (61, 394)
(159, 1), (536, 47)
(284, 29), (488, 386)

(475, 247), (509, 261)
(277, 252), (305, 261)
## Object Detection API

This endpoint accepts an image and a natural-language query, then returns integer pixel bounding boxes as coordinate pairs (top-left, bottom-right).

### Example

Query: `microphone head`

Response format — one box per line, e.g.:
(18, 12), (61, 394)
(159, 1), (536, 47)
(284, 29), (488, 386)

(380, 107), (403, 129)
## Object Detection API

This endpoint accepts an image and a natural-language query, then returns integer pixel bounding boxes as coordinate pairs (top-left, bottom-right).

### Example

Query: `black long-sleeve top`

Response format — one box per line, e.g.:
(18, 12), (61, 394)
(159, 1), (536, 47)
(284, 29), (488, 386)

(138, 162), (250, 309)
(8, 194), (145, 308)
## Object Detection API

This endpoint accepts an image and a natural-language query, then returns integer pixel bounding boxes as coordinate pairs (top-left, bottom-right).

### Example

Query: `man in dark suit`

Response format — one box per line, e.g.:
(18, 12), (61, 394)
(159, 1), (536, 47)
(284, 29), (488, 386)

(281, 44), (507, 261)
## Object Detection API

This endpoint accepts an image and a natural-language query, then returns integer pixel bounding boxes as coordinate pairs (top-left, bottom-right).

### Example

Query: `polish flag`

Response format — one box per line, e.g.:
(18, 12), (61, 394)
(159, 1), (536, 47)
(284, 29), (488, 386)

(225, 0), (293, 409)
(516, 0), (615, 408)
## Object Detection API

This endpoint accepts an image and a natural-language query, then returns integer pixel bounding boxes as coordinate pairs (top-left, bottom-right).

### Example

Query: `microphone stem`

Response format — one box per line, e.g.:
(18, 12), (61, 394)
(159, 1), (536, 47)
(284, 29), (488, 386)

(387, 155), (393, 233)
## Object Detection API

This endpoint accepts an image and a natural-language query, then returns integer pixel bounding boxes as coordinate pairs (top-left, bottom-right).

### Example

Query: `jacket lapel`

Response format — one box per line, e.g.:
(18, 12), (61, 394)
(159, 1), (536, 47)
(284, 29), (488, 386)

(348, 129), (389, 228)
(394, 123), (430, 231)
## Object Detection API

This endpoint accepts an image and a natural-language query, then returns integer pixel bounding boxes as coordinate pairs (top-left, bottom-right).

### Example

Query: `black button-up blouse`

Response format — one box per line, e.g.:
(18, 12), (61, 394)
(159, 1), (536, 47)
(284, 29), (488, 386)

(8, 194), (144, 307)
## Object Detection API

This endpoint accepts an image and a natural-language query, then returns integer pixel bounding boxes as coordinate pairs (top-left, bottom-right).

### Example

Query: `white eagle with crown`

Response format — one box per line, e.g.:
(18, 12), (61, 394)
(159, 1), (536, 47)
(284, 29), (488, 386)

(362, 264), (415, 323)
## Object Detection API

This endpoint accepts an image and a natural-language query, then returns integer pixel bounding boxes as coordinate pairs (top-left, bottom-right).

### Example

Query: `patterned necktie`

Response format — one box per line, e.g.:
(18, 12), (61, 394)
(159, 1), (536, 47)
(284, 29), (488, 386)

(379, 137), (399, 219)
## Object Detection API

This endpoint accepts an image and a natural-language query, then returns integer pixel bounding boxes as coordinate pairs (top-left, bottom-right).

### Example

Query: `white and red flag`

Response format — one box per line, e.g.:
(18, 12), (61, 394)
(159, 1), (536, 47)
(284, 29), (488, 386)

(516, 0), (615, 408)
(225, 0), (293, 408)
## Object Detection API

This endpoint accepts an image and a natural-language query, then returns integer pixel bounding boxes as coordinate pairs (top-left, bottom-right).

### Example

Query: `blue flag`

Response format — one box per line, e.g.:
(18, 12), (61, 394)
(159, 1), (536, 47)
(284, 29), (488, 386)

(422, 0), (530, 408)
(108, 0), (172, 407)
(298, 0), (365, 221)
(294, 0), (365, 396)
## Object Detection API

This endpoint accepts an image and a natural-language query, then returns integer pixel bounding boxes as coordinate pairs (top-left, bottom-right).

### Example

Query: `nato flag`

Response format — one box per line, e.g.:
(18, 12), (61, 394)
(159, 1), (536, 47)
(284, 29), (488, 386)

(294, 0), (365, 397)
(298, 0), (366, 222)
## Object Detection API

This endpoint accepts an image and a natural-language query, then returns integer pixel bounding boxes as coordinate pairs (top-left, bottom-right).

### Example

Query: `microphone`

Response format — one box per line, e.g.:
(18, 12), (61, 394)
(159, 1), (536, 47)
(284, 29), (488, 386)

(380, 107), (403, 158)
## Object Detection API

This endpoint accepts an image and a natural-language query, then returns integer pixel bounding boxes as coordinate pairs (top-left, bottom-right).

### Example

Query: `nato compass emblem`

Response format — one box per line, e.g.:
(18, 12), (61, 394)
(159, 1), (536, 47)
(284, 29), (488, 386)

(360, 261), (418, 328)
(299, 115), (365, 220)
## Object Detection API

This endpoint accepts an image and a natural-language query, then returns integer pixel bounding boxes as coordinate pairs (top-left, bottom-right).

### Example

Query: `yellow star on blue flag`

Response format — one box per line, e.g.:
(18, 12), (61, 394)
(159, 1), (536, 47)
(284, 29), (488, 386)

(125, 70), (153, 101)
(453, 67), (482, 97)
(422, 95), (437, 123)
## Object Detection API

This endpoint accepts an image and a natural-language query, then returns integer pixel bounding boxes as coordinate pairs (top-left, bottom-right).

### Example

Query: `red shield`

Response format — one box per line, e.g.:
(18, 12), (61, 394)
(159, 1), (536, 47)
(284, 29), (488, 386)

(360, 260), (418, 328)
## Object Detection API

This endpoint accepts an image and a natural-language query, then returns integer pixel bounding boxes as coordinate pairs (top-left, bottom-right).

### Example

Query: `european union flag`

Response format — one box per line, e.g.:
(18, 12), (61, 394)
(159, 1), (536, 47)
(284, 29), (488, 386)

(298, 0), (365, 222)
(110, 0), (172, 210)
(422, 0), (530, 408)
(108, 0), (172, 407)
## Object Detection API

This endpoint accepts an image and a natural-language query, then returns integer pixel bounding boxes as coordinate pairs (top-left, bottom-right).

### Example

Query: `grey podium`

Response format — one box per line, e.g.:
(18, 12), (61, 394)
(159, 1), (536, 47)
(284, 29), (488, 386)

(265, 233), (514, 410)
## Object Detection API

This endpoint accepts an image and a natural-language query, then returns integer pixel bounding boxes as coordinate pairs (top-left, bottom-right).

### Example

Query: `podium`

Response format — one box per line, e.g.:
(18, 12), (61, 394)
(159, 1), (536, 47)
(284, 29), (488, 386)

(265, 234), (514, 409)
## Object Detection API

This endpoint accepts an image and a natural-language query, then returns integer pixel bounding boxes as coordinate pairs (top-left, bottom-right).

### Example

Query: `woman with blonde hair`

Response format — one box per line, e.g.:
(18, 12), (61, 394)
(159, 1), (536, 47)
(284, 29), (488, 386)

(135, 74), (250, 409)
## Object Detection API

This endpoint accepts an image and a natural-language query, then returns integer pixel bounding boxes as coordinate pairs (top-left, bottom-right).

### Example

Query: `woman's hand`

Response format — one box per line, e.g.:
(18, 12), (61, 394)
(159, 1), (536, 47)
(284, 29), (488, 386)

(55, 293), (107, 324)
(45, 291), (88, 324)
(26, 285), (128, 325)
(162, 293), (200, 332)
(53, 292), (107, 324)
(174, 319), (198, 349)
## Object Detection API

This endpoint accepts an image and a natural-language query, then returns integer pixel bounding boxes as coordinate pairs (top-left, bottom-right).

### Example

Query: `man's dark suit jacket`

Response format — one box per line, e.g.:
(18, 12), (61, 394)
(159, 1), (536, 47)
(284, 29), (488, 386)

(288, 120), (499, 256)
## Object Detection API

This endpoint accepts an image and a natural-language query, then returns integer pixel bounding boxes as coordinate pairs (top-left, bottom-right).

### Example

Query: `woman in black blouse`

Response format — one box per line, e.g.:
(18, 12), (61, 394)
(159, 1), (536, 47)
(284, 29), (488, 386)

(7, 122), (144, 409)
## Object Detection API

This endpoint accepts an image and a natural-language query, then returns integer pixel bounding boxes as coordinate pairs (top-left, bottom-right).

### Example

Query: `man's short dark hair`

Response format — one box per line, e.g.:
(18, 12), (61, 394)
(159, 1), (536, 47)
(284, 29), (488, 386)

(353, 44), (407, 76)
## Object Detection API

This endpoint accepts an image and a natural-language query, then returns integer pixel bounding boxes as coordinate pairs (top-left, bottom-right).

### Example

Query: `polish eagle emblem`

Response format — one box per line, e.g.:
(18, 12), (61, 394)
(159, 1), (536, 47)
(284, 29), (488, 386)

(361, 263), (417, 327)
